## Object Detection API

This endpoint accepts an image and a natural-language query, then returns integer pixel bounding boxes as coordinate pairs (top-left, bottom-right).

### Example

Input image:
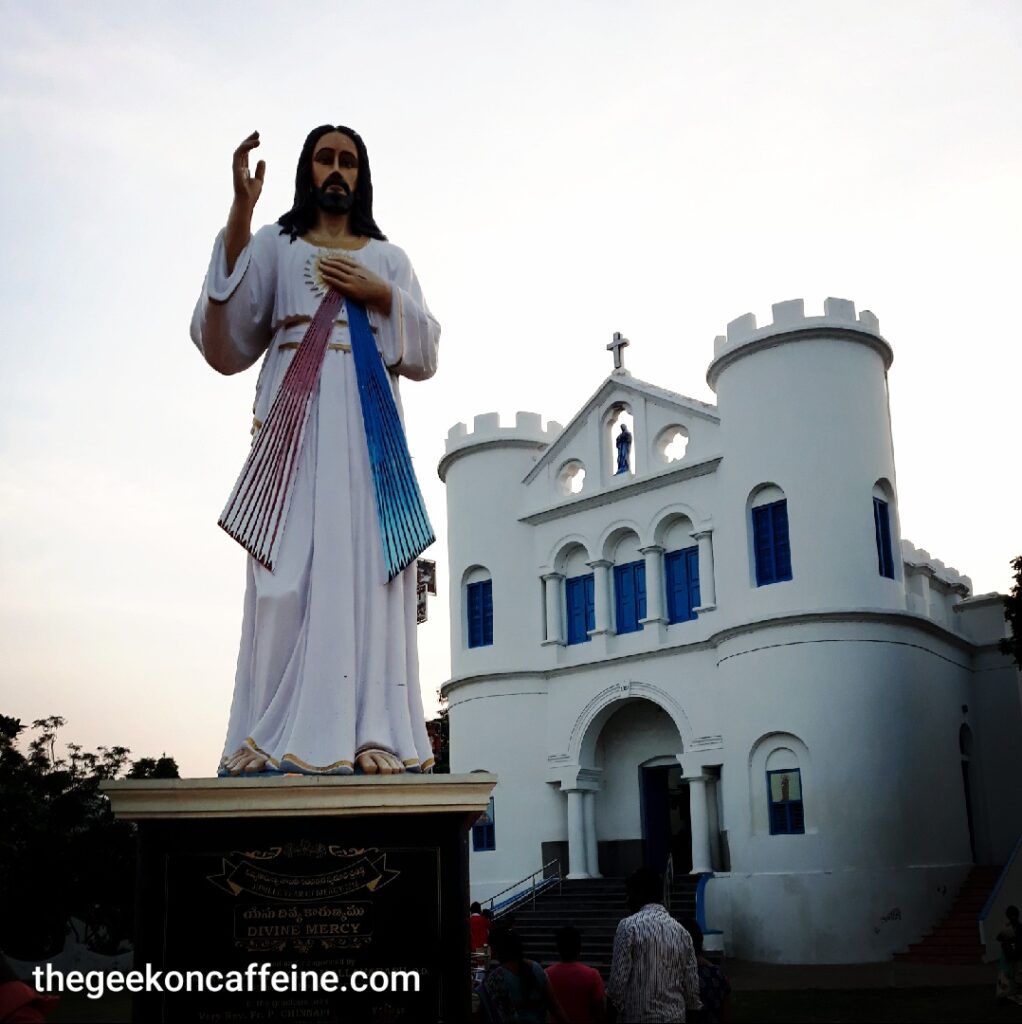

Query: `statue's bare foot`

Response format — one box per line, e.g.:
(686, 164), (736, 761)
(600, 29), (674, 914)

(222, 747), (270, 775)
(356, 749), (405, 775)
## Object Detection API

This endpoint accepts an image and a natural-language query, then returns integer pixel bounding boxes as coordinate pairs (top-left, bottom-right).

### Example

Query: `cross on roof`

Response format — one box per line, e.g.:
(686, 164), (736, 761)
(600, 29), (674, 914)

(608, 331), (629, 372)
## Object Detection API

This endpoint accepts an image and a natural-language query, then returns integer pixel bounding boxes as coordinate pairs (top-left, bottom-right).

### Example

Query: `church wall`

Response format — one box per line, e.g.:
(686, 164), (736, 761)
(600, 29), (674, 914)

(447, 683), (567, 904)
(705, 863), (969, 963)
(708, 617), (978, 961)
(966, 648), (1022, 862)
(715, 619), (973, 874)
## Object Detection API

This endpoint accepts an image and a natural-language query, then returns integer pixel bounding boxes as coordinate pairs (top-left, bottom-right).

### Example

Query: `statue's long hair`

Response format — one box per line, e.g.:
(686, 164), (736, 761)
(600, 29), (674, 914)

(277, 124), (387, 242)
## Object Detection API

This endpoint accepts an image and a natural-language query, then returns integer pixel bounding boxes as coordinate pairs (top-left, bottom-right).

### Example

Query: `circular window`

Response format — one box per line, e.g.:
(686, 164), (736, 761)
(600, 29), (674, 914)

(557, 460), (586, 495)
(656, 426), (689, 464)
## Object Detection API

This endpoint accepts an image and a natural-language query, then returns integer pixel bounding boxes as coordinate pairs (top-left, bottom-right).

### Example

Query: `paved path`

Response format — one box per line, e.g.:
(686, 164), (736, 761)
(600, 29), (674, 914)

(726, 958), (998, 990)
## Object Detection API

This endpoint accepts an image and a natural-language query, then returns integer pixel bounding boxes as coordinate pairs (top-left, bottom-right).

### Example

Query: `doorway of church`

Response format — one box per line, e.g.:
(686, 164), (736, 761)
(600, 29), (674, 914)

(640, 765), (691, 873)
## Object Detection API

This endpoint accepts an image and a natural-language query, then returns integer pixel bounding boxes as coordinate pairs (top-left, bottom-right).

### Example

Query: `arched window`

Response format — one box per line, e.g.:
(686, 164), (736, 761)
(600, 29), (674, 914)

(749, 485), (792, 586)
(661, 516), (699, 624)
(612, 532), (645, 634)
(464, 567), (493, 648)
(561, 544), (594, 646)
(606, 403), (634, 478)
(872, 480), (897, 580)
(750, 733), (810, 836)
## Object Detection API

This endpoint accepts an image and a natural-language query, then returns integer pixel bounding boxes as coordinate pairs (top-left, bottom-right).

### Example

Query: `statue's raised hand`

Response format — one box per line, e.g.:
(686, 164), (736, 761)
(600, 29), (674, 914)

(232, 131), (265, 210)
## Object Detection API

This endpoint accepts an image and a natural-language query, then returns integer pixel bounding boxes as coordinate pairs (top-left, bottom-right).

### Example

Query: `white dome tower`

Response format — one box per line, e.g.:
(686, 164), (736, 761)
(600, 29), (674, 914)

(707, 298), (901, 619)
(439, 412), (561, 681)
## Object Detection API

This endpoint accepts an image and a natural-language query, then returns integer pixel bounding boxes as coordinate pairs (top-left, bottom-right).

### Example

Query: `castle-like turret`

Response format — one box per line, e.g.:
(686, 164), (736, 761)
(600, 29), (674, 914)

(707, 298), (902, 618)
(439, 412), (561, 678)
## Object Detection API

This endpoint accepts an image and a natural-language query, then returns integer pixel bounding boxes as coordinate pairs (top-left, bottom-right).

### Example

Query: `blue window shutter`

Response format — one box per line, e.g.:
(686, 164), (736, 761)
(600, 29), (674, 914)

(772, 501), (792, 581)
(753, 501), (791, 586)
(566, 576), (589, 645)
(665, 550), (684, 623)
(615, 564), (634, 633)
(615, 561), (645, 633)
(686, 546), (700, 616)
(753, 505), (774, 585)
(481, 580), (493, 644)
(467, 580), (493, 648)
(467, 583), (482, 647)
(584, 574), (596, 634)
(874, 498), (894, 579)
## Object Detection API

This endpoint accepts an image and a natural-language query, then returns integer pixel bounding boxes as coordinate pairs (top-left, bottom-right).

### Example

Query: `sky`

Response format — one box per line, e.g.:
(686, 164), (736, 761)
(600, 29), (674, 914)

(1, 1), (1019, 778)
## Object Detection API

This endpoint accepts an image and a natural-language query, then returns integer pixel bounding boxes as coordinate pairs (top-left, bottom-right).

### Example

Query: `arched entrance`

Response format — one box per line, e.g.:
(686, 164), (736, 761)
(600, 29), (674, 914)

(590, 698), (685, 876)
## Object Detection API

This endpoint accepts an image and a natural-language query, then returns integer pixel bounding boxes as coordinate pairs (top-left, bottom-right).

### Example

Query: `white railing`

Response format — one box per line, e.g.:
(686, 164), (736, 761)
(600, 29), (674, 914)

(486, 859), (563, 918)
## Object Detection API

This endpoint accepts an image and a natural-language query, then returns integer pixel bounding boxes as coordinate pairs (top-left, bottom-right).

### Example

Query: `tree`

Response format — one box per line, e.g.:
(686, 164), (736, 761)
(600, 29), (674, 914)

(1000, 555), (1022, 671)
(425, 695), (450, 774)
(0, 715), (179, 959)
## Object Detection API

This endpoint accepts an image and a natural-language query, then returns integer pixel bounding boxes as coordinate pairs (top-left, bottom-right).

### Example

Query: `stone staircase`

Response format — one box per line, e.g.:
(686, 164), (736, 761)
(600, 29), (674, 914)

(893, 865), (1001, 964)
(498, 875), (700, 977)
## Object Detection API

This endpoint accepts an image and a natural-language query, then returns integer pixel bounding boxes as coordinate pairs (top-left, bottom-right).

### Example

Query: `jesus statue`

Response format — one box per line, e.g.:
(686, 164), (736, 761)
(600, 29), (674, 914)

(190, 125), (439, 777)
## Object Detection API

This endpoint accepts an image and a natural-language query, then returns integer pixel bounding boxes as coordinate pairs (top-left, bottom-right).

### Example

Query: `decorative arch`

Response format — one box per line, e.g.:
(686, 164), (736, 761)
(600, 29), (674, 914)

(747, 482), (786, 509)
(597, 520), (644, 561)
(548, 535), (593, 575)
(557, 681), (695, 773)
(649, 501), (704, 547)
(548, 532), (598, 573)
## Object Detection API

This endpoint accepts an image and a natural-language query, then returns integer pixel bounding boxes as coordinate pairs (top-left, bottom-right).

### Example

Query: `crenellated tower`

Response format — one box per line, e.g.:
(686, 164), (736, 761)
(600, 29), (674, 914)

(438, 412), (561, 679)
(707, 297), (902, 618)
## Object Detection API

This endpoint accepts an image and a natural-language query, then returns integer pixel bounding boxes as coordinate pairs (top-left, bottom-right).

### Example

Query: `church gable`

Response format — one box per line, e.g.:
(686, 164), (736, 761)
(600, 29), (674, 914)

(522, 374), (721, 507)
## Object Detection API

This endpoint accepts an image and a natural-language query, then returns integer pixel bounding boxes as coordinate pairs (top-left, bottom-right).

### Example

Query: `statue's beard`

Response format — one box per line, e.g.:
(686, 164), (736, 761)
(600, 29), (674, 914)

(315, 175), (355, 214)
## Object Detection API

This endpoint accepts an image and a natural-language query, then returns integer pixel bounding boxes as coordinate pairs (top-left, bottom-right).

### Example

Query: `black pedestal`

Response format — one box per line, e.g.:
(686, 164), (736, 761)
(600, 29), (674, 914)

(103, 775), (495, 1024)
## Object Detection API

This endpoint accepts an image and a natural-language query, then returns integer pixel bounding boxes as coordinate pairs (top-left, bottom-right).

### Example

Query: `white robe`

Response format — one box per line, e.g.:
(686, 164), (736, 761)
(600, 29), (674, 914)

(190, 225), (439, 773)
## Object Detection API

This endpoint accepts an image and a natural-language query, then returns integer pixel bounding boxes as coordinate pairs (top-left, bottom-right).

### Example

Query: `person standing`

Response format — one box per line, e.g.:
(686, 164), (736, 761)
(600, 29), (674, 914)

(681, 919), (731, 1024)
(479, 927), (566, 1024)
(545, 926), (606, 1024)
(470, 902), (491, 952)
(607, 868), (702, 1023)
(996, 905), (1021, 1004)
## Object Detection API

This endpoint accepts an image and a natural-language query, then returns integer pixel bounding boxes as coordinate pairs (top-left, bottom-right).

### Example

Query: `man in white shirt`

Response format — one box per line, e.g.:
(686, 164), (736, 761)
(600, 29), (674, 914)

(607, 868), (702, 1023)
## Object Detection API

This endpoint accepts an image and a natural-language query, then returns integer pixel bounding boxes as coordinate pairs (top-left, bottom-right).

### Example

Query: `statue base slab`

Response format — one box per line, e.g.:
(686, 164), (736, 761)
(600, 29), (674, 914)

(103, 774), (496, 1024)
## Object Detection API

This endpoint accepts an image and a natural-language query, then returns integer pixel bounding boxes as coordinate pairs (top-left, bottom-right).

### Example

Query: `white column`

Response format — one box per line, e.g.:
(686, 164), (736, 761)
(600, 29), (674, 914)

(541, 572), (564, 646)
(640, 544), (666, 625)
(583, 790), (601, 878)
(691, 529), (717, 611)
(566, 789), (589, 879)
(587, 559), (613, 636)
(686, 776), (713, 874)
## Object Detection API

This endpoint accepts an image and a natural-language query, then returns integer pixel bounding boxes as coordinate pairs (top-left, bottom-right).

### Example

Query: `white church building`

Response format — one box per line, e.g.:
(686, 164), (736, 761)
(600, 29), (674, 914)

(439, 297), (1022, 963)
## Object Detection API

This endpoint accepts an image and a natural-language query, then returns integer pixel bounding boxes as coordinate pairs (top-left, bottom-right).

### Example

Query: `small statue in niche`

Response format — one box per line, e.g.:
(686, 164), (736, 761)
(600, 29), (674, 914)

(615, 423), (632, 475)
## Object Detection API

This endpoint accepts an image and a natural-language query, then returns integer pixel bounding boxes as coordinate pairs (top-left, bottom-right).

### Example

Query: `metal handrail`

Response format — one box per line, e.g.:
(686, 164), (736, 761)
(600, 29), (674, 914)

(663, 853), (674, 909)
(485, 859), (563, 917)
